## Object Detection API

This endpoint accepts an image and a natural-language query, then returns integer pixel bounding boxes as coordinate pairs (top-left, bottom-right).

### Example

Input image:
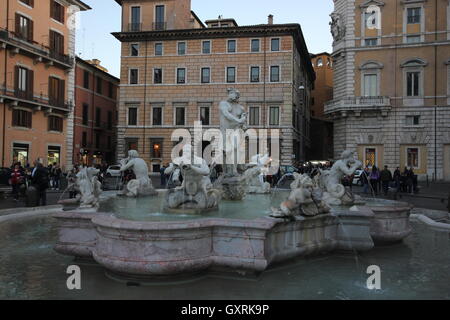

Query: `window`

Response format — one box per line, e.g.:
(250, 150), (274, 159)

(406, 35), (421, 43)
(48, 77), (65, 106)
(202, 41), (211, 54)
(150, 139), (163, 158)
(47, 146), (60, 165)
(271, 38), (280, 51)
(365, 38), (378, 46)
(107, 111), (113, 130)
(226, 67), (236, 83)
(108, 82), (114, 98)
(154, 68), (162, 84)
(130, 6), (141, 31)
(48, 115), (63, 132)
(365, 148), (376, 167)
(251, 39), (260, 52)
(128, 107), (137, 126)
(96, 76), (102, 94)
(82, 132), (87, 147)
(407, 148), (419, 167)
(407, 7), (421, 24)
(406, 115), (420, 126)
(12, 143), (29, 167)
(248, 107), (260, 126)
(83, 71), (89, 89)
(177, 68), (186, 84)
(12, 109), (32, 128)
(175, 107), (185, 126)
(227, 40), (236, 53)
(155, 43), (163, 56)
(152, 106), (162, 126)
(50, 0), (64, 23)
(19, 0), (34, 7)
(363, 74), (378, 97)
(200, 106), (210, 125)
(270, 66), (280, 82)
(95, 108), (101, 127)
(155, 5), (165, 30)
(82, 104), (89, 125)
(201, 67), (210, 83)
(269, 107), (280, 126)
(49, 30), (64, 55)
(17, 67), (28, 92)
(131, 44), (139, 56)
(15, 14), (33, 42)
(250, 67), (260, 82)
(95, 133), (101, 149)
(406, 71), (420, 96)
(317, 58), (323, 67)
(129, 69), (139, 84)
(178, 42), (186, 55)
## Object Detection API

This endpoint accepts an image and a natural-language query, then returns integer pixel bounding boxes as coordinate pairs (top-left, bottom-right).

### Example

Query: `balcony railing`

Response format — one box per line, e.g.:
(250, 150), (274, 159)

(0, 28), (73, 68)
(153, 22), (167, 31)
(324, 96), (391, 115)
(127, 23), (142, 32)
(1, 88), (71, 112)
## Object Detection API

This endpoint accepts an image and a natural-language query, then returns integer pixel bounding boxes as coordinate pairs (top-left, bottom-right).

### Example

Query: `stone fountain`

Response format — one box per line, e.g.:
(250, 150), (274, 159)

(243, 154), (271, 194)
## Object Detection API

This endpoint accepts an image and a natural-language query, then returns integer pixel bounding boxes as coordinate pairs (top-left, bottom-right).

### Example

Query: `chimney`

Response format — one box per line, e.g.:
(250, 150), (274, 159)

(268, 14), (273, 25)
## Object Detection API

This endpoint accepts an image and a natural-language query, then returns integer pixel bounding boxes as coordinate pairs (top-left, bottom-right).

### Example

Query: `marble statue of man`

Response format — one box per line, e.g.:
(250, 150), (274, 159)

(164, 144), (219, 210)
(321, 150), (362, 205)
(119, 150), (156, 197)
(219, 88), (247, 176)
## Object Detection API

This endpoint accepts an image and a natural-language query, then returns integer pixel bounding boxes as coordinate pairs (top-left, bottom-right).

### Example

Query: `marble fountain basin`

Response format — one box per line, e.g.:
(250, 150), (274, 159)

(53, 192), (413, 279)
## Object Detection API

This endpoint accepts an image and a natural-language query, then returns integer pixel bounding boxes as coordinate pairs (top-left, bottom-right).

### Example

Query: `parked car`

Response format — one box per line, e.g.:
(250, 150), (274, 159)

(352, 169), (363, 186)
(0, 167), (12, 186)
(106, 165), (122, 177)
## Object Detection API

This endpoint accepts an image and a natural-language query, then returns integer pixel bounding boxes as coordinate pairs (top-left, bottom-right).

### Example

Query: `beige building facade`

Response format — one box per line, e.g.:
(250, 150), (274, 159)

(113, 0), (315, 173)
(326, 0), (450, 180)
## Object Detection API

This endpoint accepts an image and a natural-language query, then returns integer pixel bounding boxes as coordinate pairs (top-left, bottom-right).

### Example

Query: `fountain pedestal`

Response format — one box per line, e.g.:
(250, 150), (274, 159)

(221, 175), (247, 201)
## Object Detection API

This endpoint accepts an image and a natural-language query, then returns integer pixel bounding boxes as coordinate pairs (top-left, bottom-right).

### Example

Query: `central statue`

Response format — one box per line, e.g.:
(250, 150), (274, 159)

(219, 88), (247, 176)
(218, 88), (248, 200)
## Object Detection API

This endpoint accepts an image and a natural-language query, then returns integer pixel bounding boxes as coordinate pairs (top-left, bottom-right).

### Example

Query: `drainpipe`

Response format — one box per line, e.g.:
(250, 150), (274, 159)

(2, 0), (10, 167)
(142, 40), (148, 161)
(433, 0), (438, 181)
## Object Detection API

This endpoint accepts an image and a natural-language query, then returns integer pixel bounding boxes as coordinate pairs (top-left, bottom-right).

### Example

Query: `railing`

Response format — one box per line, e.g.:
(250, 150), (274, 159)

(153, 22), (167, 31)
(127, 23), (142, 32)
(0, 28), (73, 67)
(2, 89), (71, 112)
(324, 96), (391, 114)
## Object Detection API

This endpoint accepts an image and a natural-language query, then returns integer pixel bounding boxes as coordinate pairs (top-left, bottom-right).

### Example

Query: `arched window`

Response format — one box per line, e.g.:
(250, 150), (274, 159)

(317, 58), (323, 67)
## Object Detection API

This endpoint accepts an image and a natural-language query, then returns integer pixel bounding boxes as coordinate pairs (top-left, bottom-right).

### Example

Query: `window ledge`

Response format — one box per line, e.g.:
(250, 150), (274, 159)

(403, 125), (425, 129)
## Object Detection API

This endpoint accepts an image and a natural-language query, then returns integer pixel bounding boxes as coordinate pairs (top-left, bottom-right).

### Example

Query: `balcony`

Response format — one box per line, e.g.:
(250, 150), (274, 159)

(0, 28), (73, 69)
(152, 22), (167, 31)
(125, 22), (167, 32)
(0, 88), (72, 114)
(94, 122), (113, 131)
(324, 96), (392, 117)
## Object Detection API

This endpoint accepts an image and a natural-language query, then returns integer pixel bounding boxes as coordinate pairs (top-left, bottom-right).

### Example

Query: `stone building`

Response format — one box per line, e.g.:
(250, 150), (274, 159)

(326, 0), (450, 181)
(0, 0), (90, 170)
(113, 0), (315, 173)
(309, 52), (334, 160)
(73, 57), (119, 167)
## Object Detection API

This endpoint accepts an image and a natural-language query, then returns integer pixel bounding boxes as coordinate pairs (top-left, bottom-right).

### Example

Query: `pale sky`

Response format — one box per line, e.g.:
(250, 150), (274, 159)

(75, 0), (334, 78)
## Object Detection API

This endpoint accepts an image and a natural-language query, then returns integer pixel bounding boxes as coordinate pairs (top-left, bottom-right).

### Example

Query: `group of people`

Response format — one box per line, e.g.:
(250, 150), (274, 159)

(359, 166), (417, 196)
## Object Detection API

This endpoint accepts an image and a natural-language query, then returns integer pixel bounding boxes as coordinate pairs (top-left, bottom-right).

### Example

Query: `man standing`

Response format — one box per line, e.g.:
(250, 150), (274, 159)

(31, 160), (49, 206)
(361, 167), (370, 194)
(380, 165), (393, 196)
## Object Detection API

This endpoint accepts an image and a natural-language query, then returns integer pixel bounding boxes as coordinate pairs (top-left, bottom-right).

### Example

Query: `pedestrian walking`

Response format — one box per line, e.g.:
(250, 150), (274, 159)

(31, 160), (49, 206)
(393, 167), (401, 190)
(380, 165), (393, 196)
(361, 167), (370, 194)
(369, 166), (380, 195)
(10, 163), (24, 201)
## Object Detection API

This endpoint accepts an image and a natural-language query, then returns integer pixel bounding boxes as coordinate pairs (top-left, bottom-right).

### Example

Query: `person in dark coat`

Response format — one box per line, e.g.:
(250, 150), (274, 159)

(31, 160), (49, 206)
(380, 165), (393, 196)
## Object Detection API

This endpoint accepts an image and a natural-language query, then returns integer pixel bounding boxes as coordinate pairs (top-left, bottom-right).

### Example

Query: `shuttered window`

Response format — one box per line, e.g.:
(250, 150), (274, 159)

(48, 115), (63, 132)
(48, 77), (65, 107)
(15, 14), (33, 42)
(12, 109), (32, 128)
(14, 66), (34, 100)
(50, 0), (65, 23)
(49, 30), (64, 55)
